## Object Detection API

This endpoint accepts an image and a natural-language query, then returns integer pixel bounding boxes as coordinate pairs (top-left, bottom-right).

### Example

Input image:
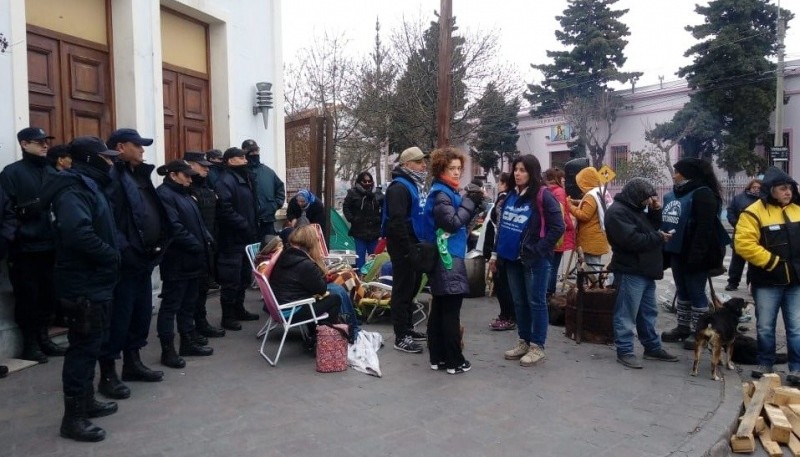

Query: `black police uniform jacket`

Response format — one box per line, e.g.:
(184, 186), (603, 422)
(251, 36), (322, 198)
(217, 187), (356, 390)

(0, 152), (57, 252)
(214, 166), (257, 249)
(157, 179), (214, 281)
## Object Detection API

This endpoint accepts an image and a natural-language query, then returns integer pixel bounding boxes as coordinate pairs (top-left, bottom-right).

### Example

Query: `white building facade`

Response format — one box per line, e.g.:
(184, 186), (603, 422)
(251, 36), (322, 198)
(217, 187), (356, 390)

(0, 0), (285, 359)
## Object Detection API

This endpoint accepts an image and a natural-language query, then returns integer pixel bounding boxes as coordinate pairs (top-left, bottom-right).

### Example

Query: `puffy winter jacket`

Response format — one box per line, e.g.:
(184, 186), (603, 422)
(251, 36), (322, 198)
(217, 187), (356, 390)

(214, 166), (257, 248)
(269, 246), (328, 305)
(0, 152), (57, 252)
(343, 184), (383, 240)
(605, 182), (665, 280)
(157, 179), (213, 281)
(567, 167), (609, 256)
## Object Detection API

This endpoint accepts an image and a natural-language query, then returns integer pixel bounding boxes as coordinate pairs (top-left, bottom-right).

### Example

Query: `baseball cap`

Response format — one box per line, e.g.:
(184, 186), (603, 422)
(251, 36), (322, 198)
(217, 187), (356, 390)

(398, 146), (428, 164)
(241, 139), (259, 153)
(70, 136), (121, 160)
(183, 151), (212, 166)
(156, 160), (199, 177)
(206, 149), (223, 162)
(17, 127), (55, 142)
(222, 147), (247, 161)
(46, 144), (71, 161)
(107, 128), (154, 149)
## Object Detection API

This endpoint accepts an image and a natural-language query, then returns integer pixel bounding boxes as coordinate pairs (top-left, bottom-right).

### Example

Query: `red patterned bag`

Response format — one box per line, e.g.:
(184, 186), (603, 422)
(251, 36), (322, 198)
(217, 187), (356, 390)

(315, 324), (349, 373)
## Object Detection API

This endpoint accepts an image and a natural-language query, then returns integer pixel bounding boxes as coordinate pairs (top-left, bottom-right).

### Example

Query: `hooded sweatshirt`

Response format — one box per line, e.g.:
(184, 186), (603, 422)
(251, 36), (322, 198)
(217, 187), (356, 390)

(735, 167), (800, 287)
(567, 167), (609, 255)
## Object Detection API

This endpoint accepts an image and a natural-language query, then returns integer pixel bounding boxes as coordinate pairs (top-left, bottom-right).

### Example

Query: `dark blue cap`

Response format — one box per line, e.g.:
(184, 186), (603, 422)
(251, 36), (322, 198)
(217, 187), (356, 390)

(70, 136), (121, 160)
(17, 127), (54, 142)
(183, 151), (212, 166)
(157, 160), (199, 177)
(222, 147), (246, 161)
(107, 128), (153, 149)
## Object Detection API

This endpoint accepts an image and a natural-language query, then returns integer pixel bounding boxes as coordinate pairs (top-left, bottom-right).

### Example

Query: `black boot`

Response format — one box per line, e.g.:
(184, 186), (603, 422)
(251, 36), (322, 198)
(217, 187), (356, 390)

(160, 338), (185, 369)
(234, 304), (259, 321)
(60, 395), (106, 442)
(121, 350), (164, 382)
(179, 334), (213, 357)
(98, 359), (130, 399)
(190, 330), (209, 346)
(85, 386), (117, 418)
(683, 307), (707, 350)
(20, 329), (48, 363)
(196, 318), (226, 338)
(38, 326), (67, 357)
(221, 303), (242, 331)
(0, 365), (8, 378)
(661, 300), (693, 343)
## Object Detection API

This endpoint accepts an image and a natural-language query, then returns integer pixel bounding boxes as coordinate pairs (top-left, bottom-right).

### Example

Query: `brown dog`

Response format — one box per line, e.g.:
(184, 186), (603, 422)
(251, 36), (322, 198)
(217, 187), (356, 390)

(691, 298), (747, 381)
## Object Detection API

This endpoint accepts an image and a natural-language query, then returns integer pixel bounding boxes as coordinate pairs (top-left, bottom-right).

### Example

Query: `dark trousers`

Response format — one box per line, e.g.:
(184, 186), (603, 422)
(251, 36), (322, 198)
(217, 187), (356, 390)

(547, 251), (564, 295)
(495, 260), (515, 321)
(388, 255), (423, 338)
(258, 220), (277, 240)
(194, 275), (212, 321)
(100, 269), (153, 360)
(157, 278), (200, 340)
(292, 294), (341, 324)
(62, 300), (111, 396)
(8, 250), (56, 331)
(427, 294), (465, 369)
(728, 251), (747, 287)
(216, 247), (251, 313)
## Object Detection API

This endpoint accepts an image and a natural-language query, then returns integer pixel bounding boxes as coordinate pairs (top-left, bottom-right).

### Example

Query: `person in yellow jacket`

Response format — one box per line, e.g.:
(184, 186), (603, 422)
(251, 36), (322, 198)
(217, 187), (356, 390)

(735, 166), (800, 384)
(567, 167), (610, 269)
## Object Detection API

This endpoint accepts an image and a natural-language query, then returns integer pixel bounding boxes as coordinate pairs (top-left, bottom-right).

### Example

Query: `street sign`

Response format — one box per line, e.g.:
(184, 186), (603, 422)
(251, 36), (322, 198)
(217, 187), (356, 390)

(597, 164), (616, 184)
(770, 146), (789, 160)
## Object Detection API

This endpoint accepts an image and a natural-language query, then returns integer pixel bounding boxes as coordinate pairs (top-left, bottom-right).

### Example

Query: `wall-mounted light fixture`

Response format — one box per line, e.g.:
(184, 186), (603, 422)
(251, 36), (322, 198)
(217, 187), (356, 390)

(253, 82), (273, 129)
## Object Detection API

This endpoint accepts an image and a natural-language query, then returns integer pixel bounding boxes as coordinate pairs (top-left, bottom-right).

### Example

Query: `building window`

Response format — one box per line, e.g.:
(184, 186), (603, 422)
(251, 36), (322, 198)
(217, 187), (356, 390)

(610, 145), (629, 170)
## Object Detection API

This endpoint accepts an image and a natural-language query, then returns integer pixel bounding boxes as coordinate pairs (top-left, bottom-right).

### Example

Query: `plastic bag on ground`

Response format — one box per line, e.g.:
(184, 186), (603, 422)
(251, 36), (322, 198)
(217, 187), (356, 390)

(347, 330), (383, 377)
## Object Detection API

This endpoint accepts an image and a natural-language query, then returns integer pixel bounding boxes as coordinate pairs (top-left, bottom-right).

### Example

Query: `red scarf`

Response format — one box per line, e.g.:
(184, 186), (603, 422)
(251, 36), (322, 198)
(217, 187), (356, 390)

(440, 175), (460, 190)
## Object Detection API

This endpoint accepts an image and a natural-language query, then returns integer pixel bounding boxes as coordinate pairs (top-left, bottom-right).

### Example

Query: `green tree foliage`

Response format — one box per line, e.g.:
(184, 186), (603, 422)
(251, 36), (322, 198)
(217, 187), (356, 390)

(471, 83), (520, 173)
(647, 0), (793, 176)
(524, 0), (640, 168)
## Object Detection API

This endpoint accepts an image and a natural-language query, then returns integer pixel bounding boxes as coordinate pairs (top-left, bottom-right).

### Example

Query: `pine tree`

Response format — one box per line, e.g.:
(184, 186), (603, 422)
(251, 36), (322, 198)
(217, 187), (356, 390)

(524, 0), (640, 168)
(648, 0), (793, 175)
(471, 83), (520, 173)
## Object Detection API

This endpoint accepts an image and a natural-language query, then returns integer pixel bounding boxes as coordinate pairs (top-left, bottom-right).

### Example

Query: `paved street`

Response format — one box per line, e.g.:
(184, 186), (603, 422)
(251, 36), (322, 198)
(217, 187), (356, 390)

(0, 255), (761, 457)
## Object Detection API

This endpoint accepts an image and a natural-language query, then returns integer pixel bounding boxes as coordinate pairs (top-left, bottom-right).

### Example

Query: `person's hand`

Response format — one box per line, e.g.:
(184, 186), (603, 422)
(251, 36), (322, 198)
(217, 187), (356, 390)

(658, 230), (673, 242)
(488, 258), (498, 274)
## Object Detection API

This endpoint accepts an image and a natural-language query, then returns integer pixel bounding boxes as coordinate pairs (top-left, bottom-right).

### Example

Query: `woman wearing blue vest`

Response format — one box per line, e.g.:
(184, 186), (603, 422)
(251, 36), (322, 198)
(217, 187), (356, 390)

(490, 155), (565, 367)
(660, 158), (727, 349)
(423, 147), (484, 374)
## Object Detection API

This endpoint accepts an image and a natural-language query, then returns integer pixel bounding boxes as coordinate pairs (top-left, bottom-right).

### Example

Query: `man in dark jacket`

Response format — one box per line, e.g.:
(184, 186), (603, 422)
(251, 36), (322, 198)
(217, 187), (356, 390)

(606, 178), (678, 369)
(98, 128), (169, 400)
(155, 160), (214, 369)
(383, 146), (429, 353)
(343, 171), (383, 269)
(184, 152), (225, 338)
(0, 126), (65, 363)
(242, 139), (286, 238)
(214, 147), (259, 331)
(205, 149), (224, 188)
(0, 183), (17, 378)
(725, 179), (762, 291)
(46, 136), (121, 442)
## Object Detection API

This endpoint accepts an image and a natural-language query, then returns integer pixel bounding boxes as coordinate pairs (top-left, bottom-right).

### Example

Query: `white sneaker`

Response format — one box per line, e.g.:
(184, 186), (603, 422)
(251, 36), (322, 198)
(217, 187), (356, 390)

(520, 344), (546, 367)
(504, 339), (530, 360)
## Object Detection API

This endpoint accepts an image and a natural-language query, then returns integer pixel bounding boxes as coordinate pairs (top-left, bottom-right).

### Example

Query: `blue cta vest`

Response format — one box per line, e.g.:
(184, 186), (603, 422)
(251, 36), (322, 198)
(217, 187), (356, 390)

(423, 181), (467, 258)
(381, 176), (427, 241)
(495, 190), (534, 261)
(662, 186), (730, 254)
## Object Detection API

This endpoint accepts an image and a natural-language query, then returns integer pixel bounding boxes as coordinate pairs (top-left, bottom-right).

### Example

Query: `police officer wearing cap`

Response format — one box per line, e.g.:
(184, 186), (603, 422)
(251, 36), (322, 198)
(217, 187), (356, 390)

(214, 147), (259, 331)
(98, 128), (170, 399)
(155, 160), (214, 369)
(184, 152), (226, 338)
(241, 139), (285, 238)
(47, 144), (73, 171)
(0, 127), (66, 363)
(205, 149), (224, 187)
(44, 136), (121, 441)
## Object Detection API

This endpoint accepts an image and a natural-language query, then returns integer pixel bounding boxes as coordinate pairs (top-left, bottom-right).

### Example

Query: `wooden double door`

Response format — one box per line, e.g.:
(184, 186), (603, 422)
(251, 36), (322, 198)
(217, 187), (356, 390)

(163, 68), (211, 162)
(27, 30), (112, 144)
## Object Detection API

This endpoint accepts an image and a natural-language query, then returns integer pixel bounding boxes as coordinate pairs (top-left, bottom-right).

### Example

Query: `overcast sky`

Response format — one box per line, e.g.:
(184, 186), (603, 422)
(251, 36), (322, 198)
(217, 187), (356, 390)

(282, 0), (800, 90)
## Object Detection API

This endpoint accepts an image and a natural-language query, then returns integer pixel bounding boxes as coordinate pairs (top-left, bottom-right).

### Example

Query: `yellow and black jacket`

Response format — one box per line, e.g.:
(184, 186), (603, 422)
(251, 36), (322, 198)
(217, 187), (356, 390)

(735, 167), (800, 287)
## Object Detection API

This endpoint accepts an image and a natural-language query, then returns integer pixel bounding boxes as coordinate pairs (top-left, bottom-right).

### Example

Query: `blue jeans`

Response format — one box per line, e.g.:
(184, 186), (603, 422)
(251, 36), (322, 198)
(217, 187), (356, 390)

(354, 238), (378, 269)
(612, 273), (661, 356)
(505, 258), (550, 347)
(755, 285), (800, 372)
(671, 259), (709, 311)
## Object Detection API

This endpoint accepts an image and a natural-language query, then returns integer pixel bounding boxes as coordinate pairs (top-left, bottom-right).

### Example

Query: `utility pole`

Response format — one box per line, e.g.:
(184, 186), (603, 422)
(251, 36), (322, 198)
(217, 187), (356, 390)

(772, 2), (788, 171)
(436, 0), (453, 148)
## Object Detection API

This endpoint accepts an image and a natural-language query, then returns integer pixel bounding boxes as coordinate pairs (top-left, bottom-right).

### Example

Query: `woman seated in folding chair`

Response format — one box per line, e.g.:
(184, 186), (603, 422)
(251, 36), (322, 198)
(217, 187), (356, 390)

(270, 225), (342, 345)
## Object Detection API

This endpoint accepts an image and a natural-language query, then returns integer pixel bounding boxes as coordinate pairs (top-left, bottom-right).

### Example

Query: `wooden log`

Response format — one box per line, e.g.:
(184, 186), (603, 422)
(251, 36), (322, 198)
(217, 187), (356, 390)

(758, 428), (784, 457)
(743, 382), (755, 406)
(780, 405), (800, 436)
(730, 434), (755, 453)
(764, 373), (783, 388)
(764, 403), (792, 443)
(737, 376), (779, 439)
(739, 415), (766, 433)
(771, 386), (800, 406)
(790, 404), (800, 417)
(789, 433), (800, 457)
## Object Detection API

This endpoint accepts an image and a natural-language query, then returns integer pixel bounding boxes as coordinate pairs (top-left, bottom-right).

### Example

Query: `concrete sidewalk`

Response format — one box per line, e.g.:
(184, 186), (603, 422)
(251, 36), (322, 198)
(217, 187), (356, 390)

(0, 282), (746, 457)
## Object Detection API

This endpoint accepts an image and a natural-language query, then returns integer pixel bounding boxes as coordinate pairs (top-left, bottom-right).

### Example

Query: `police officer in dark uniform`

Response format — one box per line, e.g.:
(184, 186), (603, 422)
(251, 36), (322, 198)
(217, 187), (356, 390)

(214, 147), (259, 331)
(98, 128), (169, 399)
(46, 136), (121, 442)
(0, 184), (17, 379)
(184, 151), (225, 338)
(0, 127), (66, 363)
(205, 148), (224, 188)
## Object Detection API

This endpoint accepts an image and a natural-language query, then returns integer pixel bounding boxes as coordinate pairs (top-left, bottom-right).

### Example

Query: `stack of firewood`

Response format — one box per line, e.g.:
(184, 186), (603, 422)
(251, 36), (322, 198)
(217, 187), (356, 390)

(732, 373), (800, 455)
